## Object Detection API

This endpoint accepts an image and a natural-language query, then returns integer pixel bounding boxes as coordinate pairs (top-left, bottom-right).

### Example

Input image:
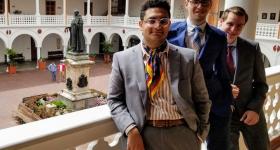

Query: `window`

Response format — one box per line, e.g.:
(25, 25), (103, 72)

(0, 0), (4, 14)
(46, 1), (56, 15)
(84, 2), (93, 15)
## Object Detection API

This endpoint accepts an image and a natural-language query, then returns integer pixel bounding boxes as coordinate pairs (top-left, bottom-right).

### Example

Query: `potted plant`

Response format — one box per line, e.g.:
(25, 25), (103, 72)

(5, 48), (17, 74)
(38, 57), (46, 71)
(101, 41), (113, 63)
(89, 51), (97, 62)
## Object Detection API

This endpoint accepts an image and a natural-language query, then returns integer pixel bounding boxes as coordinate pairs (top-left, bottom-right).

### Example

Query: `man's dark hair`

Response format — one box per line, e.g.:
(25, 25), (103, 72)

(221, 6), (248, 23)
(140, 0), (171, 20)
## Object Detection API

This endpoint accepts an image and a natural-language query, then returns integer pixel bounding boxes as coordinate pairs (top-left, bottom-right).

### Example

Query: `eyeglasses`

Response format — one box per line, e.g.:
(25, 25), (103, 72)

(143, 18), (170, 26)
(188, 0), (211, 7)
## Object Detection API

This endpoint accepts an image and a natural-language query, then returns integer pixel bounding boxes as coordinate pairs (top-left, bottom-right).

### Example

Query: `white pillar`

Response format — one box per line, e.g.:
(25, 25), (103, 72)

(108, 0), (112, 24)
(4, 0), (8, 25)
(170, 0), (175, 19)
(35, 0), (41, 25)
(35, 0), (40, 15)
(124, 0), (129, 25)
(63, 0), (67, 25)
(63, 45), (67, 57)
(86, 44), (90, 54)
(86, 0), (91, 25)
(224, 0), (259, 40)
(36, 47), (41, 68)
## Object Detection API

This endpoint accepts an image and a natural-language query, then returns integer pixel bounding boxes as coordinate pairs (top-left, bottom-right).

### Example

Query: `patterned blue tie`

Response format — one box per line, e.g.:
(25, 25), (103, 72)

(192, 27), (202, 51)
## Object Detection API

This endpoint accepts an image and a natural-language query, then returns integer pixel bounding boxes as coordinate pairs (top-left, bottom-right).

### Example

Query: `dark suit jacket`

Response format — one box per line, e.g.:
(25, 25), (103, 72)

(107, 43), (211, 140)
(167, 21), (232, 116)
(233, 37), (268, 114)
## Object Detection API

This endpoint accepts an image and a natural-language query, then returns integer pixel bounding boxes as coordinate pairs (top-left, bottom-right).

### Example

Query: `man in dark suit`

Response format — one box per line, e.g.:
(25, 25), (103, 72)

(220, 6), (270, 150)
(167, 0), (232, 149)
(107, 0), (211, 150)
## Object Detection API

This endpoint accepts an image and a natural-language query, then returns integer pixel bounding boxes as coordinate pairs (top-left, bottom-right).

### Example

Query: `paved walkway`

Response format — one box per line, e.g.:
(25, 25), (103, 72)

(0, 60), (112, 129)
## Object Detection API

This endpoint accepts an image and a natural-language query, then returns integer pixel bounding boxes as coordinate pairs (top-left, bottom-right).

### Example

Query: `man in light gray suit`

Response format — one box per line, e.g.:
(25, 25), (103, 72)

(220, 6), (270, 150)
(107, 0), (211, 150)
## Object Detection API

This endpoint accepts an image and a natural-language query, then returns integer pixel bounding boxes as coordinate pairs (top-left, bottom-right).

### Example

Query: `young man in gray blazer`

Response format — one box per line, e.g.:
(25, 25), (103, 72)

(220, 6), (270, 150)
(107, 0), (211, 150)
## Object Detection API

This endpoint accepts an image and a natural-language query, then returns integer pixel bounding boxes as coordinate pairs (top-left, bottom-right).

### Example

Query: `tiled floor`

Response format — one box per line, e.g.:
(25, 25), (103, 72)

(0, 57), (112, 129)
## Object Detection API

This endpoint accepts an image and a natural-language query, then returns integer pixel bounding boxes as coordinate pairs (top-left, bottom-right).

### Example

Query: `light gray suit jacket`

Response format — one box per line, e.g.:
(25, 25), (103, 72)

(107, 43), (211, 140)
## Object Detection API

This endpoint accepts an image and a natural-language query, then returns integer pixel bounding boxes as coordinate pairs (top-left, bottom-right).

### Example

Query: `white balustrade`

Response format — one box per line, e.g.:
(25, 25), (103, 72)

(256, 23), (279, 39)
(111, 16), (124, 26)
(0, 66), (279, 150)
(41, 15), (64, 25)
(10, 15), (37, 26)
(127, 17), (139, 26)
(0, 15), (5, 25)
(91, 16), (109, 25)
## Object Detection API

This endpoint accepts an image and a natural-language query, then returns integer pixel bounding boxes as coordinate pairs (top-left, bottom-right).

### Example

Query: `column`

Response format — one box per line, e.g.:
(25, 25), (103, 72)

(207, 0), (220, 26)
(86, 44), (90, 54)
(224, 0), (259, 40)
(86, 0), (91, 25)
(36, 47), (41, 68)
(63, 0), (67, 25)
(170, 0), (175, 19)
(35, 0), (41, 25)
(124, 0), (129, 25)
(108, 0), (112, 24)
(4, 0), (8, 25)
(63, 45), (67, 57)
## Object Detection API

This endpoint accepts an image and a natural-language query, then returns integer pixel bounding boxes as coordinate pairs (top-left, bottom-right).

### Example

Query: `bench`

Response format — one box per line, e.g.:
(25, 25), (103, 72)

(4, 53), (25, 63)
(48, 51), (63, 59)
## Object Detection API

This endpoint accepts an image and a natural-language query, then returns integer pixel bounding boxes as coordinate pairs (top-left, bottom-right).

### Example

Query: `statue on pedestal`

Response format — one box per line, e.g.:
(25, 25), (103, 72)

(68, 10), (85, 53)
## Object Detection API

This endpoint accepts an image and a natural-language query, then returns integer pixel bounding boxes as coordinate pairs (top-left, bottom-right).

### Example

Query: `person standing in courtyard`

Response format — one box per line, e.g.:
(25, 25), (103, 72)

(167, 0), (232, 149)
(220, 6), (270, 150)
(48, 62), (57, 82)
(57, 61), (66, 82)
(107, 0), (211, 150)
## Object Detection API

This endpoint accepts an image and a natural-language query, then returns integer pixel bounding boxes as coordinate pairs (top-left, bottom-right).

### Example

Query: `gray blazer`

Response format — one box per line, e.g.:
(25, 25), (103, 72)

(107, 43), (211, 140)
(233, 37), (268, 114)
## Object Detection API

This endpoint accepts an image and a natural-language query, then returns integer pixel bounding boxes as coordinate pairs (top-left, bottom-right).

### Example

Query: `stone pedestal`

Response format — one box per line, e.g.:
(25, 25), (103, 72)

(58, 52), (95, 110)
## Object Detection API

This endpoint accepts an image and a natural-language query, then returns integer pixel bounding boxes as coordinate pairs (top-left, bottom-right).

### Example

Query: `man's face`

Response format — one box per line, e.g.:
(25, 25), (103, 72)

(220, 12), (246, 44)
(185, 0), (211, 24)
(139, 8), (170, 48)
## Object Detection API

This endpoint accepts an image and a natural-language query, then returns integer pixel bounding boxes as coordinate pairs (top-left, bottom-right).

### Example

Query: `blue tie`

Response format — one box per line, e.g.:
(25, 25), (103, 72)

(192, 27), (202, 51)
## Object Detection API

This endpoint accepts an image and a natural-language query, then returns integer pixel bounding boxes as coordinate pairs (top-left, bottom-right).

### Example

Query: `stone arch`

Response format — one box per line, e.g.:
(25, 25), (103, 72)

(41, 33), (64, 59)
(41, 29), (65, 47)
(126, 35), (140, 48)
(10, 30), (40, 48)
(109, 33), (124, 52)
(0, 37), (7, 63)
(90, 32), (106, 54)
(11, 34), (37, 61)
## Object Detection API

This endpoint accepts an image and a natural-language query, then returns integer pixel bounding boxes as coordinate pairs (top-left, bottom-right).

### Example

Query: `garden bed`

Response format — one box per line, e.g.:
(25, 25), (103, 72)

(15, 90), (107, 123)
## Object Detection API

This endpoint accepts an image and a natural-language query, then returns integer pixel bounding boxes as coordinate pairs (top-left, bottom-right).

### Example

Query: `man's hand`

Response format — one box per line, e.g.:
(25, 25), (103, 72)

(127, 127), (145, 150)
(231, 84), (240, 99)
(240, 110), (259, 126)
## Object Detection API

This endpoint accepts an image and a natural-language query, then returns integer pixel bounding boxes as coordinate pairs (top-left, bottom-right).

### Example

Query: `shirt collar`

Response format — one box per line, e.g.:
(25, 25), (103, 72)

(141, 40), (169, 58)
(187, 18), (207, 33)
(228, 40), (237, 47)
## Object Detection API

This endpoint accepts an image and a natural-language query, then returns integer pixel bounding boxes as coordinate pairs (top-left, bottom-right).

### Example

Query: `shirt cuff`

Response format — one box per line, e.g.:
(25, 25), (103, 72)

(125, 124), (136, 136)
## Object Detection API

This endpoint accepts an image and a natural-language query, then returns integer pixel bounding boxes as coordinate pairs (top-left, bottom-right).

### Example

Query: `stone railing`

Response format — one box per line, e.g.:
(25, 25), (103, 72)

(0, 15), (5, 25)
(91, 16), (109, 25)
(41, 15), (64, 25)
(0, 66), (279, 150)
(10, 15), (36, 26)
(256, 23), (279, 39)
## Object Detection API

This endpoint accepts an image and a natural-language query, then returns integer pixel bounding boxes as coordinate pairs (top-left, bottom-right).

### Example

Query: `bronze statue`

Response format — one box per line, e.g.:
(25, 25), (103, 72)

(68, 10), (85, 53)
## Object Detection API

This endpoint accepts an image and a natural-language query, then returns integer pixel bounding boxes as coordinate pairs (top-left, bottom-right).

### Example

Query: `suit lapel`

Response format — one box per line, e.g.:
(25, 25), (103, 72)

(168, 44), (180, 91)
(132, 44), (148, 107)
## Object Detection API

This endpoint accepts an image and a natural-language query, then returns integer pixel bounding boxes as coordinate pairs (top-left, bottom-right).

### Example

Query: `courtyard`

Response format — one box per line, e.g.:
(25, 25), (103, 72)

(0, 57), (112, 129)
